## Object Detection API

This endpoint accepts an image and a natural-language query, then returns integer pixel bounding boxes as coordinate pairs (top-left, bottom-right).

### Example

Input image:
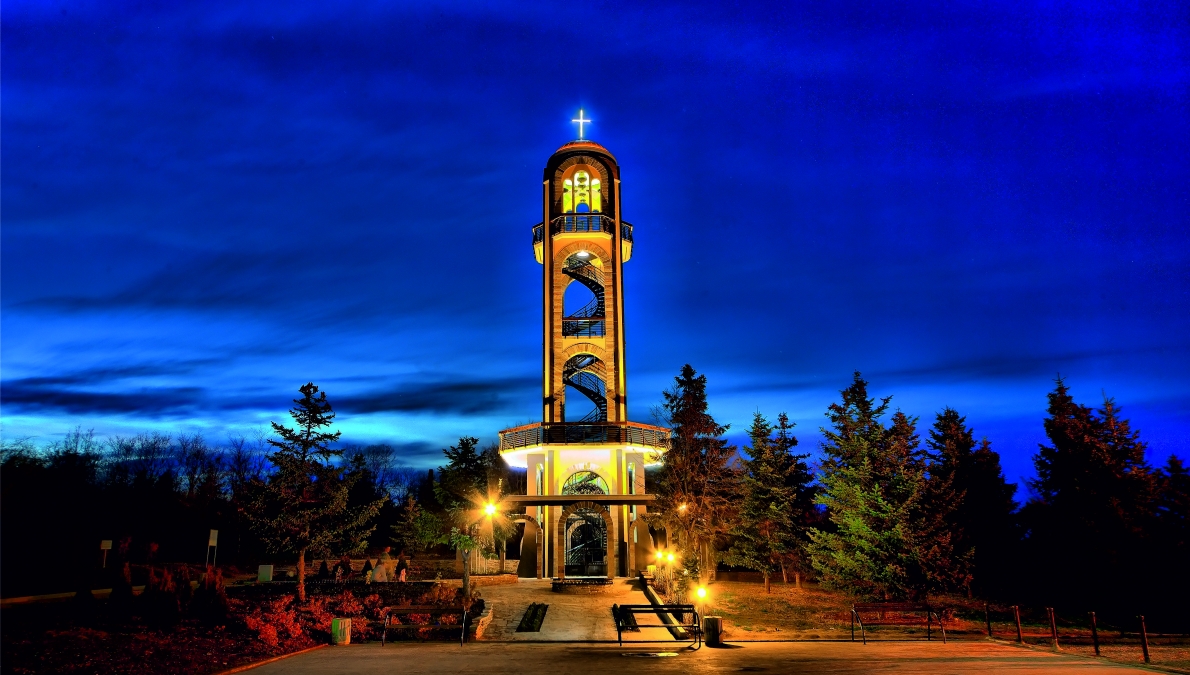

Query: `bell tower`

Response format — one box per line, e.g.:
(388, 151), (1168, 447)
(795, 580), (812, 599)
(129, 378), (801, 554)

(536, 139), (633, 423)
(499, 116), (667, 581)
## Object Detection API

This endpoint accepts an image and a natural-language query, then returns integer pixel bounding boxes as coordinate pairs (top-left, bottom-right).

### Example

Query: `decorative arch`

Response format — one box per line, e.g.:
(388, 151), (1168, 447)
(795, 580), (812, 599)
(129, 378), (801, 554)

(561, 470), (610, 495)
(554, 240), (612, 267)
(552, 155), (614, 214)
(560, 341), (609, 364)
(554, 500), (617, 580)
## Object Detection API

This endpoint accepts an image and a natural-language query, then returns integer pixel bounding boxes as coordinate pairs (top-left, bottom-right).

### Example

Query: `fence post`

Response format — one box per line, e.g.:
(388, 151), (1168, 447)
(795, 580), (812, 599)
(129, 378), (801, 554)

(1013, 605), (1023, 644)
(985, 603), (993, 638)
(1089, 611), (1100, 657)
(1139, 615), (1150, 664)
(1047, 607), (1059, 650)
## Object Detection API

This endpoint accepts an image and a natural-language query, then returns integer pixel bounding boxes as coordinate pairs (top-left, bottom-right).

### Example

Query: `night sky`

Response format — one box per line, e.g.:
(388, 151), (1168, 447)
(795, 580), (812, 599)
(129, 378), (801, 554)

(3, 1), (1187, 486)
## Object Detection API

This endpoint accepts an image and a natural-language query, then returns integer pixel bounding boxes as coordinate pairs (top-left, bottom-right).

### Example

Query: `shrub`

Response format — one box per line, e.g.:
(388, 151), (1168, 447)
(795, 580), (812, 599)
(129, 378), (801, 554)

(190, 566), (230, 626)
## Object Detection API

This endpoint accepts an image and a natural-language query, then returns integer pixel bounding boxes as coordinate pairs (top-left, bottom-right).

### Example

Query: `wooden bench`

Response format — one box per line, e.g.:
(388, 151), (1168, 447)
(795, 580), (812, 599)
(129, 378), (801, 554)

(614, 603), (702, 648)
(851, 603), (946, 644)
(380, 605), (471, 646)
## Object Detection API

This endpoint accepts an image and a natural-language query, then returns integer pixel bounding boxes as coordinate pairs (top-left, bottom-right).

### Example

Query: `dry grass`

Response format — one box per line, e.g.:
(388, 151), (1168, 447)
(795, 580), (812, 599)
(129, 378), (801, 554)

(702, 580), (1190, 671)
(703, 580), (853, 639)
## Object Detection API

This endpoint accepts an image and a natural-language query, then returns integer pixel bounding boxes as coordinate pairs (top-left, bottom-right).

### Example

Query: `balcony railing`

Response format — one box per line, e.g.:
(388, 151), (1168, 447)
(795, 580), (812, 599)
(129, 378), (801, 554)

(498, 421), (671, 451)
(562, 319), (606, 337)
(552, 214), (612, 234)
(531, 218), (634, 244)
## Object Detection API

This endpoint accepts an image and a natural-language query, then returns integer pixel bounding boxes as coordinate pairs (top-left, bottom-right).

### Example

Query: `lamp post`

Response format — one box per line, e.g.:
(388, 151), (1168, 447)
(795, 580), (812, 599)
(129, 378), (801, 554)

(484, 503), (500, 572)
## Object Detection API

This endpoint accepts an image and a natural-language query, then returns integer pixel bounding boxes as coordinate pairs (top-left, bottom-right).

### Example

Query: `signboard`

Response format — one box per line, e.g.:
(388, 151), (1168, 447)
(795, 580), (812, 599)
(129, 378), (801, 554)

(258, 564), (274, 583)
(100, 540), (113, 550)
(208, 529), (219, 546)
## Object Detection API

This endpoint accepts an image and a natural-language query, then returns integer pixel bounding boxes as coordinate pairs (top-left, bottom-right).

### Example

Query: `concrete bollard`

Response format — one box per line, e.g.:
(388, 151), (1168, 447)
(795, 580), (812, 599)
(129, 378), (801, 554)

(703, 616), (723, 647)
(331, 618), (352, 645)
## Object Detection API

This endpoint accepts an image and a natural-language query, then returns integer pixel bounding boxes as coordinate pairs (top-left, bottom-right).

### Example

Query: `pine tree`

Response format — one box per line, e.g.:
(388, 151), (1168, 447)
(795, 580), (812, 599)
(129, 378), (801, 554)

(1154, 456), (1190, 593)
(652, 364), (740, 583)
(807, 372), (936, 600)
(391, 495), (446, 553)
(1024, 378), (1158, 604)
(434, 436), (486, 513)
(241, 383), (384, 601)
(927, 408), (1018, 595)
(773, 413), (818, 586)
(727, 412), (815, 592)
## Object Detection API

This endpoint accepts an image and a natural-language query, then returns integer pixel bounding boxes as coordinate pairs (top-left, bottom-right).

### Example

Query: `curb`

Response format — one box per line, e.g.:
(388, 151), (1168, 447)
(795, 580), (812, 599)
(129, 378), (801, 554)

(211, 644), (327, 675)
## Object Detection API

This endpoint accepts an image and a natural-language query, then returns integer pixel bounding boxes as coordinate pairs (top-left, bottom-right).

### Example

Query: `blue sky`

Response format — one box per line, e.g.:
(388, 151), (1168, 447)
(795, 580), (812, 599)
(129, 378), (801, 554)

(3, 1), (1187, 486)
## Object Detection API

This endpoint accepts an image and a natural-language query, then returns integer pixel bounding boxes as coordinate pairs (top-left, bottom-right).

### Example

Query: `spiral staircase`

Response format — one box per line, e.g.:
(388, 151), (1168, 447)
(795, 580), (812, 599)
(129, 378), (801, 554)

(563, 354), (607, 422)
(562, 257), (605, 338)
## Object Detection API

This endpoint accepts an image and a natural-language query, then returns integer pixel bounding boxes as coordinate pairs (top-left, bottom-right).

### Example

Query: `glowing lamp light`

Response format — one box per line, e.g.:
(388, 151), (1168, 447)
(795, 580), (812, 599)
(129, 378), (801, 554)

(678, 503), (688, 513)
(697, 587), (707, 600)
(666, 553), (675, 562)
(484, 503), (497, 517)
(577, 250), (590, 258)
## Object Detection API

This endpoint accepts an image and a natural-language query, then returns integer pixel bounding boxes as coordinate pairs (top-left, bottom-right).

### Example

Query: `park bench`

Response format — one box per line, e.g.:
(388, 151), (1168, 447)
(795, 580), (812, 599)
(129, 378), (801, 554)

(614, 603), (702, 648)
(380, 605), (471, 646)
(850, 602), (946, 644)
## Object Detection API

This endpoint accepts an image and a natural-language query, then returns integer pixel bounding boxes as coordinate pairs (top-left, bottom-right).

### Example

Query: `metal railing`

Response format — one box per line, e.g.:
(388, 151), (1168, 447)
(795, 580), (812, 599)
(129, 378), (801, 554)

(553, 214), (614, 234)
(531, 218), (634, 243)
(562, 319), (606, 337)
(498, 422), (671, 451)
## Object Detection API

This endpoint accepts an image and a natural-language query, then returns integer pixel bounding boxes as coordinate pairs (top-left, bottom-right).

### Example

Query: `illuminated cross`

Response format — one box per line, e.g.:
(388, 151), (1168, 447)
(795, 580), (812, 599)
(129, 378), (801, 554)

(571, 109), (591, 139)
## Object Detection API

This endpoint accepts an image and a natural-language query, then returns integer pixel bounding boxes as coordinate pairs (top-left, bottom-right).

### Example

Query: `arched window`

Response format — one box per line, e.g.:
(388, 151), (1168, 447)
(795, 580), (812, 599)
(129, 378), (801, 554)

(562, 470), (609, 495)
(564, 171), (602, 213)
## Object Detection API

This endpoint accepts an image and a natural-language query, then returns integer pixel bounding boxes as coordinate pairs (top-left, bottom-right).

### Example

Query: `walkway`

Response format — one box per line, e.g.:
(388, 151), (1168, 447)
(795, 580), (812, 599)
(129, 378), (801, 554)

(249, 641), (1157, 674)
(479, 578), (650, 641)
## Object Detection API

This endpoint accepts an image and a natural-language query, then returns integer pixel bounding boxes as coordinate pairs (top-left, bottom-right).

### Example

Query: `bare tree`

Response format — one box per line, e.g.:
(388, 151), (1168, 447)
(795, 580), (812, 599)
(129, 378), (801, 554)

(225, 432), (267, 502)
(357, 443), (418, 502)
(177, 434), (223, 500)
(106, 432), (174, 485)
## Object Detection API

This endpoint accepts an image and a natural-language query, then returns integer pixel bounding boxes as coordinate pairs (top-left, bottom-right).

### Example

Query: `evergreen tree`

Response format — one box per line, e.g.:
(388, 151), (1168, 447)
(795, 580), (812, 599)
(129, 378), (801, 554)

(726, 412), (815, 592)
(1154, 456), (1190, 592)
(434, 436), (487, 512)
(928, 408), (1018, 595)
(773, 412), (819, 585)
(652, 364), (740, 583)
(1023, 378), (1158, 605)
(241, 383), (383, 601)
(808, 372), (941, 600)
(391, 496), (445, 553)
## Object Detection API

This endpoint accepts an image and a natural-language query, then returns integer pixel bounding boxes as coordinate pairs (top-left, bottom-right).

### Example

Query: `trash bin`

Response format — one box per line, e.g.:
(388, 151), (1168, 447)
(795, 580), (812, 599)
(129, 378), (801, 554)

(703, 616), (723, 647)
(331, 618), (352, 645)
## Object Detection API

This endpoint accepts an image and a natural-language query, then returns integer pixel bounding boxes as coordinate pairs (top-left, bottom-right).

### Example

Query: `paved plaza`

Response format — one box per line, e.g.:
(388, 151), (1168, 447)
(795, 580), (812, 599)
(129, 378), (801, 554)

(478, 578), (649, 641)
(251, 641), (1156, 675)
(245, 579), (1158, 675)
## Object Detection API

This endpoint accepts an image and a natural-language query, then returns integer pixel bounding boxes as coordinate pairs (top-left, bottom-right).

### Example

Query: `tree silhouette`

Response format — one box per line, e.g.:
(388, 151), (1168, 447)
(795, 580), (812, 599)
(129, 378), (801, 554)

(241, 383), (383, 601)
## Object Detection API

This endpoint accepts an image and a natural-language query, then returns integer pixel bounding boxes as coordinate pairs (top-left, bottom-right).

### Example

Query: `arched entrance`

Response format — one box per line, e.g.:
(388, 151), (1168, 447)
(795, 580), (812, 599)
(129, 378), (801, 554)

(559, 472), (610, 577)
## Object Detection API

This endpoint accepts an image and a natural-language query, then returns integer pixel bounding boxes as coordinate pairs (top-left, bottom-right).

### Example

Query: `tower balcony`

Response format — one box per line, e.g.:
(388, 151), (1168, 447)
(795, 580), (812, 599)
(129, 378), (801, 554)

(532, 218), (634, 262)
(498, 421), (670, 453)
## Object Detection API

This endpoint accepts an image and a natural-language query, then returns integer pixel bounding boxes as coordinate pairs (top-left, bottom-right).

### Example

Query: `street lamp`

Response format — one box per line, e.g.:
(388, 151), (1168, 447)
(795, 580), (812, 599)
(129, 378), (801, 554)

(484, 502), (497, 517)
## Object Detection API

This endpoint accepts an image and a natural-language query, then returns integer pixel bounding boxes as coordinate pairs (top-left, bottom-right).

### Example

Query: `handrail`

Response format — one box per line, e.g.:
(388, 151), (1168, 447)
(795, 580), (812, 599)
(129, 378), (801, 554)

(565, 295), (604, 319)
(533, 218), (634, 244)
(498, 422), (670, 451)
(562, 319), (605, 337)
(552, 214), (614, 235)
(562, 257), (604, 287)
